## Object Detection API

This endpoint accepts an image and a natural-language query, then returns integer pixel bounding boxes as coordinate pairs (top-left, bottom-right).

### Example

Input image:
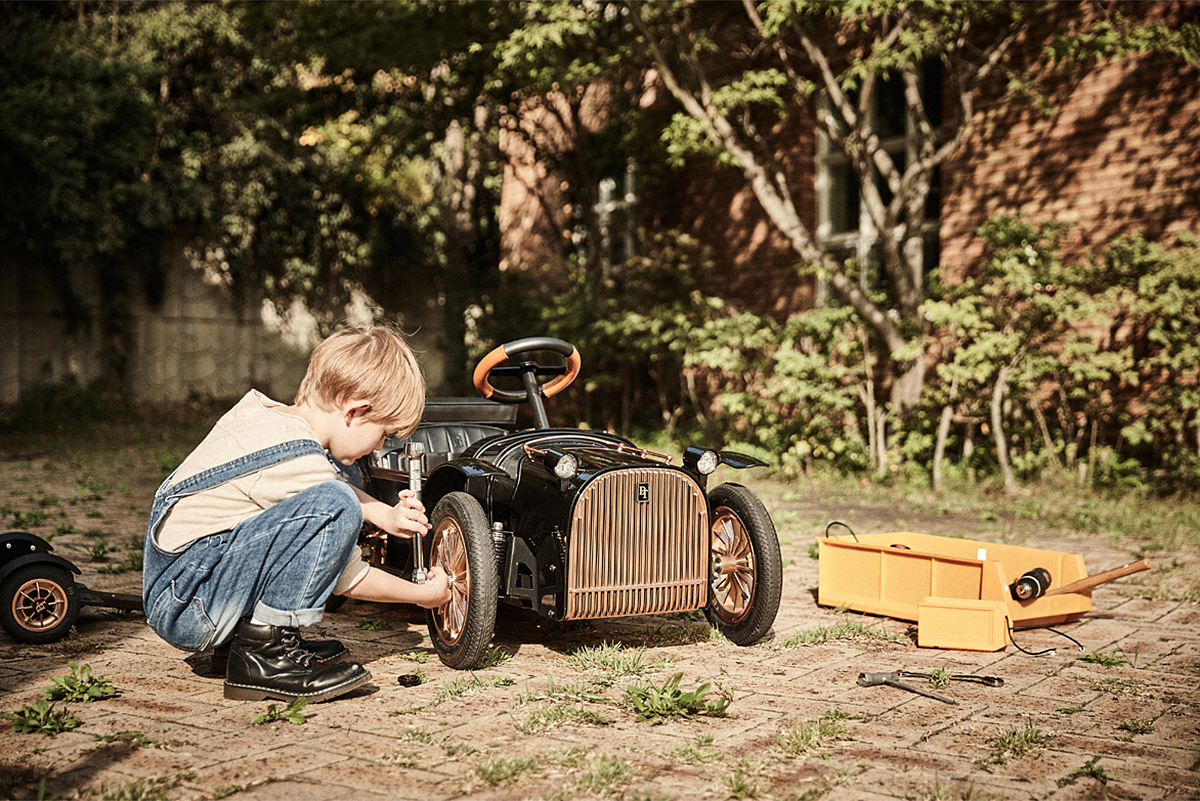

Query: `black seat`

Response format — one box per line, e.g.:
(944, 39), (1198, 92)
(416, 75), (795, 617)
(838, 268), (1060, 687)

(374, 398), (517, 471)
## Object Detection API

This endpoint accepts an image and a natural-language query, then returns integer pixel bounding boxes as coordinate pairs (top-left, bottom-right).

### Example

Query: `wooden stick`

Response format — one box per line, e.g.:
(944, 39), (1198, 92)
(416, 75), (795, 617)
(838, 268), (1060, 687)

(1044, 558), (1153, 596)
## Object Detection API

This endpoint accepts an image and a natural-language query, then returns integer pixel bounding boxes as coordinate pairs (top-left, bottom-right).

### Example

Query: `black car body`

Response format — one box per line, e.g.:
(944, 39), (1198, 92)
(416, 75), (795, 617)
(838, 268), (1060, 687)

(357, 337), (783, 669)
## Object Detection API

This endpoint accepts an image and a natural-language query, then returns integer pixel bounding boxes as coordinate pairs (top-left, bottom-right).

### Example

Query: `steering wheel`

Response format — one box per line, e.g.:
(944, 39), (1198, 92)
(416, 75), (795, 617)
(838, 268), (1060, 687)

(472, 337), (581, 404)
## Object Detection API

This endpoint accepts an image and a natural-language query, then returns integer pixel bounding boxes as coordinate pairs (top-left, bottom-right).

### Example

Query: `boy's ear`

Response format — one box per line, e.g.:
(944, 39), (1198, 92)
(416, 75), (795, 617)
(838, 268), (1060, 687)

(342, 399), (372, 424)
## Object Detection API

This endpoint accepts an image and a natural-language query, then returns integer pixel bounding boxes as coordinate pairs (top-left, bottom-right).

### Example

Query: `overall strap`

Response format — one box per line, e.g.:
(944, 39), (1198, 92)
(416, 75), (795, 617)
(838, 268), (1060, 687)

(146, 439), (327, 543)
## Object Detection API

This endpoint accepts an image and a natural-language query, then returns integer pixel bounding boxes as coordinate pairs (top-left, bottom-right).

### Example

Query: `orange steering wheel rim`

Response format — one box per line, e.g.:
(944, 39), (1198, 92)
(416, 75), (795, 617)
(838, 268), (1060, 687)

(472, 338), (581, 402)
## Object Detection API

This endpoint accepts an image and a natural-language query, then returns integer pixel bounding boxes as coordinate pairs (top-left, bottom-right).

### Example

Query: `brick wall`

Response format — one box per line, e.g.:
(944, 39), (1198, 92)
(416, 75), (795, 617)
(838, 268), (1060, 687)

(941, 11), (1200, 278)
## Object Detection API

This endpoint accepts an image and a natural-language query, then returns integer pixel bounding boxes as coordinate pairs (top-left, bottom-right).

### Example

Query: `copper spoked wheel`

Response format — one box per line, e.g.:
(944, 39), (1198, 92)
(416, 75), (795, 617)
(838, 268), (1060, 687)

(705, 484), (782, 645)
(1, 565), (81, 644)
(710, 505), (756, 625)
(430, 517), (471, 646)
(426, 492), (497, 669)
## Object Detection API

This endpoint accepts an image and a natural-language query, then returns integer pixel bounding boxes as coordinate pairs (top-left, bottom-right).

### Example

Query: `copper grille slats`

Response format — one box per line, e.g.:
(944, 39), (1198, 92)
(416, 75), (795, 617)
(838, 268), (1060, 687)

(565, 468), (708, 620)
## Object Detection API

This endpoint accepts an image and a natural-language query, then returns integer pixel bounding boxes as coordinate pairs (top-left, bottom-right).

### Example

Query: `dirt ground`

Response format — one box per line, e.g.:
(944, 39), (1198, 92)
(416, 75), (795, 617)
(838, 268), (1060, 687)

(1, 444), (1198, 801)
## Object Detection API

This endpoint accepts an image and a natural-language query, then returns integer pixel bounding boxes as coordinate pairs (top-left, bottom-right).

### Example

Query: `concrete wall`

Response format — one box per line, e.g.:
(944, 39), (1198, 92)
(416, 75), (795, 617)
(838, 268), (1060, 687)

(1, 241), (447, 406)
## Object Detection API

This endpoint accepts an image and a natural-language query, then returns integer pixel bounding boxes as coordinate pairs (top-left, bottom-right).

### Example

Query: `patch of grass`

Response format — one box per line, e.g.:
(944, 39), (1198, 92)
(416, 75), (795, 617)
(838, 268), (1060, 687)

(250, 697), (307, 726)
(1057, 704), (1084, 714)
(355, 617), (392, 631)
(1078, 648), (1126, 667)
(1117, 717), (1155, 735)
(93, 729), (157, 748)
(476, 646), (510, 669)
(974, 722), (1048, 772)
(96, 538), (143, 574)
(43, 662), (117, 703)
(567, 641), (672, 686)
(669, 734), (724, 764)
(1089, 677), (1143, 696)
(778, 711), (853, 757)
(1059, 757), (1118, 788)
(474, 756), (537, 786)
(2, 700), (82, 735)
(211, 786), (244, 800)
(776, 619), (905, 648)
(513, 702), (614, 734)
(436, 672), (485, 701)
(80, 775), (183, 801)
(725, 765), (764, 800)
(622, 672), (731, 723)
(69, 535), (116, 561)
(570, 752), (640, 797)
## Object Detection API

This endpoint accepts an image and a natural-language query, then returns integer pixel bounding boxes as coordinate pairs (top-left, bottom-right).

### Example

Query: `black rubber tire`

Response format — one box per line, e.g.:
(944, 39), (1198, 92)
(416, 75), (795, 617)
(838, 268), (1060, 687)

(1, 564), (81, 644)
(425, 492), (498, 669)
(704, 483), (783, 645)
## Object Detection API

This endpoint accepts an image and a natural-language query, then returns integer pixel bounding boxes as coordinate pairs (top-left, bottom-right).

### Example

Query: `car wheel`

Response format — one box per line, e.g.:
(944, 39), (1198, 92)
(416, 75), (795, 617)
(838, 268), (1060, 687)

(705, 483), (782, 645)
(426, 492), (498, 669)
(1, 564), (82, 644)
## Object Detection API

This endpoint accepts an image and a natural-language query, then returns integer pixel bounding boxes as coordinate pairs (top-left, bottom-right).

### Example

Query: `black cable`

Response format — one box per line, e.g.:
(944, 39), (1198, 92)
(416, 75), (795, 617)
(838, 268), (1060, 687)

(824, 521), (858, 541)
(1007, 618), (1086, 657)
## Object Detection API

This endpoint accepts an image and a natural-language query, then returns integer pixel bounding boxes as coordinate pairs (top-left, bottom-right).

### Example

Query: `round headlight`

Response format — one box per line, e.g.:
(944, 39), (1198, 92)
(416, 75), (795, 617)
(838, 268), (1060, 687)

(553, 453), (579, 480)
(696, 449), (720, 475)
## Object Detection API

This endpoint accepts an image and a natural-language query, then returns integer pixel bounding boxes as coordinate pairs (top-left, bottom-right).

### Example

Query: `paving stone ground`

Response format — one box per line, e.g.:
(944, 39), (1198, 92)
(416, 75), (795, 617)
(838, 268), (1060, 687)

(2, 460), (1198, 801)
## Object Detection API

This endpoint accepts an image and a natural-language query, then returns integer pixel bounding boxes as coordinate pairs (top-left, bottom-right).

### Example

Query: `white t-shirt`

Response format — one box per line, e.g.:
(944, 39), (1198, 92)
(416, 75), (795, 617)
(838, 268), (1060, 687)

(154, 389), (369, 593)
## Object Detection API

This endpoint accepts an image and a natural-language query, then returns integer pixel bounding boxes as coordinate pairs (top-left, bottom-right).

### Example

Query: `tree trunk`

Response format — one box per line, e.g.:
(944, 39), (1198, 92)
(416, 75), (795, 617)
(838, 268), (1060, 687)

(1031, 400), (1063, 470)
(889, 357), (924, 412)
(933, 403), (953, 491)
(991, 365), (1018, 494)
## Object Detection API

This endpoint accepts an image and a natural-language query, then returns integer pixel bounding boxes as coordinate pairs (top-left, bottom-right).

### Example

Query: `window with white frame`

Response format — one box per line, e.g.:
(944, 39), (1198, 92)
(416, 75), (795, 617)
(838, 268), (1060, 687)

(815, 63), (941, 304)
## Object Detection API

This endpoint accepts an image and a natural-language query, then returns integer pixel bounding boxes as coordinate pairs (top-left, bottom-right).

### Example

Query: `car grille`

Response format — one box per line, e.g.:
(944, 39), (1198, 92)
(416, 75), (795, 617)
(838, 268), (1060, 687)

(564, 467), (709, 620)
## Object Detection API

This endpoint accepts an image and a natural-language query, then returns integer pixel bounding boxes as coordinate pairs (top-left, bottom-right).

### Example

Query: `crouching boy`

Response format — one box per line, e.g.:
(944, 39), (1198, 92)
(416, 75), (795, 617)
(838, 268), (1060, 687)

(143, 325), (450, 702)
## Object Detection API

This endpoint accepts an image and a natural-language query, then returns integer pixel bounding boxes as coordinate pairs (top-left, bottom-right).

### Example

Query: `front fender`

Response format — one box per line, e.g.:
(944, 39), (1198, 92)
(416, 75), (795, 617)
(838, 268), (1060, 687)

(719, 451), (768, 470)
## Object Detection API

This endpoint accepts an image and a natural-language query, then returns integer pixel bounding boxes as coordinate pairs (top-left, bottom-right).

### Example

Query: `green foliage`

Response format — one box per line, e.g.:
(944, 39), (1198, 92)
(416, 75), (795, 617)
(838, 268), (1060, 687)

(43, 662), (118, 703)
(250, 697), (307, 726)
(622, 672), (730, 722)
(2, 700), (82, 735)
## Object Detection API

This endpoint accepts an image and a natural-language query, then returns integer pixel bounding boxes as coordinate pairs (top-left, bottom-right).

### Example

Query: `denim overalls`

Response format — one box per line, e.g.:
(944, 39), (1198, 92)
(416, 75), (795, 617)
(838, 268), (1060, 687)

(143, 439), (363, 652)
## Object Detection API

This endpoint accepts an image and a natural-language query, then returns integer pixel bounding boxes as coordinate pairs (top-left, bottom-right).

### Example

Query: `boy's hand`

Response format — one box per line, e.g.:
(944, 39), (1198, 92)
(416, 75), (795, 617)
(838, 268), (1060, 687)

(379, 489), (431, 538)
(417, 565), (452, 608)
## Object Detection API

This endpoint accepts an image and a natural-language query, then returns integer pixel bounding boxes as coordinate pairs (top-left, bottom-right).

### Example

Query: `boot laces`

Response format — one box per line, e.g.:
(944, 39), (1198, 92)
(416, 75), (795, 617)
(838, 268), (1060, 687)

(280, 628), (317, 666)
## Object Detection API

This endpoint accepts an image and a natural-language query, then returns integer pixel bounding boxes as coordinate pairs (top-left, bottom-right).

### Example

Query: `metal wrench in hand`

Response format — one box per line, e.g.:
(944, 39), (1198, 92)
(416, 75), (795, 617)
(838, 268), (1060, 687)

(405, 441), (427, 584)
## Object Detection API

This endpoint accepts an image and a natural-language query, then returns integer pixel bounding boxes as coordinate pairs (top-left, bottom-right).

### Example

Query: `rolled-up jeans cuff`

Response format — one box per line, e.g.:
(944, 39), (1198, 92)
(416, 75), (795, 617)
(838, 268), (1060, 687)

(253, 600), (324, 629)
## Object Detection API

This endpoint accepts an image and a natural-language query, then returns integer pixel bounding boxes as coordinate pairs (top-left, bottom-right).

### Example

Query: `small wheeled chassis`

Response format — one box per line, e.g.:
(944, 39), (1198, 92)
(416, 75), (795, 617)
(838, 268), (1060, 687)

(1, 530), (142, 644)
(356, 336), (784, 669)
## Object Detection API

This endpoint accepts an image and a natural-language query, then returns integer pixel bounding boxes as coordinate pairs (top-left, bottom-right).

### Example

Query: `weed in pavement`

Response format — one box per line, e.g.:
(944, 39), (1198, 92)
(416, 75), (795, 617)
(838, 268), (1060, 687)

(1117, 717), (1155, 735)
(778, 711), (853, 757)
(250, 697), (307, 725)
(2, 700), (82, 735)
(622, 672), (730, 722)
(94, 729), (158, 748)
(356, 617), (392, 631)
(974, 723), (1048, 772)
(43, 662), (117, 703)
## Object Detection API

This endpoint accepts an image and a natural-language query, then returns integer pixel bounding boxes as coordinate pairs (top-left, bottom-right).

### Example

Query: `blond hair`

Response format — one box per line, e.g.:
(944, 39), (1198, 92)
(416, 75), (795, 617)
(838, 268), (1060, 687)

(295, 325), (425, 437)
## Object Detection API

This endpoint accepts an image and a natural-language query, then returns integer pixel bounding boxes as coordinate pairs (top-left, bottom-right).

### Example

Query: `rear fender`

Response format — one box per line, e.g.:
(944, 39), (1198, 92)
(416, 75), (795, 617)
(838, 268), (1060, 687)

(0, 552), (82, 587)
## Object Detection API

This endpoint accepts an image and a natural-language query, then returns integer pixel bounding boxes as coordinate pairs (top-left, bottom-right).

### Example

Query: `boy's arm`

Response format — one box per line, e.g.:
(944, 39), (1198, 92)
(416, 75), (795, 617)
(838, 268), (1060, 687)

(342, 564), (451, 608)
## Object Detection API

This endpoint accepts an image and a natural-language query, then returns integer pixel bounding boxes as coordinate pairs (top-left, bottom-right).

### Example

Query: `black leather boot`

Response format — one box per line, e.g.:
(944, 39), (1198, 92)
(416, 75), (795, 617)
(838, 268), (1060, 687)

(211, 627), (346, 675)
(223, 620), (370, 702)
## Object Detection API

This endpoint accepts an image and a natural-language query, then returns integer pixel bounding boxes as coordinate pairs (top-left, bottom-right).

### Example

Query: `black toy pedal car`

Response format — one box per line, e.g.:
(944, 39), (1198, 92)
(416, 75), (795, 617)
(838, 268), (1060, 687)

(1, 531), (142, 644)
(357, 336), (783, 669)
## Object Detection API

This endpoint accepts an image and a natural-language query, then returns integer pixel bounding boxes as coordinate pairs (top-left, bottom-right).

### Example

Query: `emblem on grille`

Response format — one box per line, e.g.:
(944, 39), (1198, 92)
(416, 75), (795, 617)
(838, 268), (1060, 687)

(636, 483), (650, 503)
